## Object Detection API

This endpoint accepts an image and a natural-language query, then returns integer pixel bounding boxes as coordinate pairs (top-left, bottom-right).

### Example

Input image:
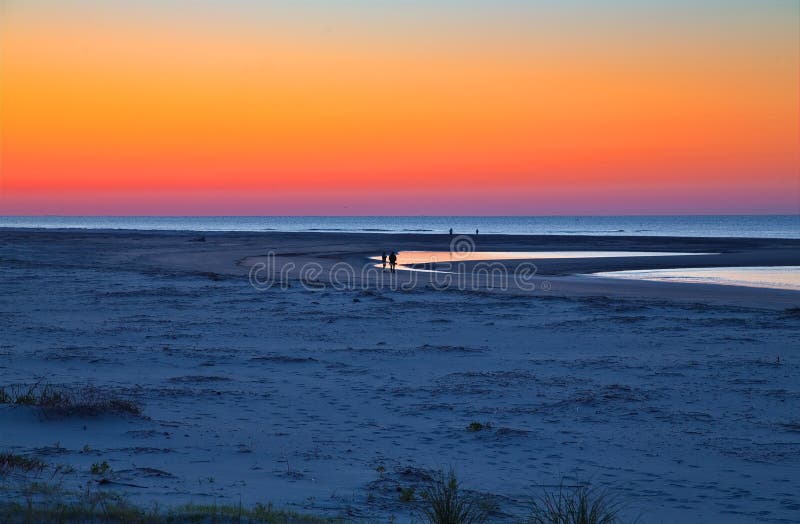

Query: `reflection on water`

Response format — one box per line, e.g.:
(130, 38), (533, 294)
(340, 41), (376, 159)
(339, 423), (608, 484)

(371, 250), (709, 266)
(594, 266), (800, 291)
(369, 250), (712, 273)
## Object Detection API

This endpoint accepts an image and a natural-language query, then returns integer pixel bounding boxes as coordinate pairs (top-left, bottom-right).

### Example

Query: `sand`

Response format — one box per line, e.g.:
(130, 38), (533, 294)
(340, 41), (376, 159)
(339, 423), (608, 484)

(1, 229), (799, 522)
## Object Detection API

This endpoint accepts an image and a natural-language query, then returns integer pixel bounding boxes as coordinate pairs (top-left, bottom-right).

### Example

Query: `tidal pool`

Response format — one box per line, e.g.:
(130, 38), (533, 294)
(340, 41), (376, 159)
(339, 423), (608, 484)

(370, 250), (712, 272)
(593, 266), (800, 291)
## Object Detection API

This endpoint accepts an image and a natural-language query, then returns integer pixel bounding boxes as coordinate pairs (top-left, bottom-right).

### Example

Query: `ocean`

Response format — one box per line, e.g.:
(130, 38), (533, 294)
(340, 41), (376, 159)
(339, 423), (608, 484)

(0, 215), (798, 239)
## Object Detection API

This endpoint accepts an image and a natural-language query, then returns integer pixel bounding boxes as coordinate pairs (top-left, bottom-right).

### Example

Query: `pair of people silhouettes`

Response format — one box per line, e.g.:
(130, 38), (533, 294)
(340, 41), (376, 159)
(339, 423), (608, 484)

(381, 251), (398, 273)
(448, 228), (479, 235)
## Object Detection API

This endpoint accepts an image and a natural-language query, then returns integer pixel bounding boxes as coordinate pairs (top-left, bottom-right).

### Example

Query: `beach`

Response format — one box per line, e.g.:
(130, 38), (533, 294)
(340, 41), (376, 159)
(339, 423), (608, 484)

(1, 229), (799, 522)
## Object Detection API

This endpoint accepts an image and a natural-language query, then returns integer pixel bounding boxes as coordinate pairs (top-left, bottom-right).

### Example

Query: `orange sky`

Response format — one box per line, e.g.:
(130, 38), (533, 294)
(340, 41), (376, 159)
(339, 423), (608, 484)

(1, 1), (798, 215)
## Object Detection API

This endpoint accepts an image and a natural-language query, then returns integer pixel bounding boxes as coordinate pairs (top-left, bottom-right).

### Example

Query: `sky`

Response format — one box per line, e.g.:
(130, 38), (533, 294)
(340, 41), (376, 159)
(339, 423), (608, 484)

(1, 0), (798, 215)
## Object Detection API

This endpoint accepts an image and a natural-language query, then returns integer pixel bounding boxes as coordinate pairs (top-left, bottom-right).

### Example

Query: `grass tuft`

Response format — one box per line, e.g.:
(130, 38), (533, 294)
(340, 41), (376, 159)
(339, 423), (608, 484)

(90, 461), (111, 476)
(0, 383), (142, 418)
(466, 422), (492, 432)
(0, 452), (47, 475)
(416, 469), (487, 524)
(525, 483), (624, 524)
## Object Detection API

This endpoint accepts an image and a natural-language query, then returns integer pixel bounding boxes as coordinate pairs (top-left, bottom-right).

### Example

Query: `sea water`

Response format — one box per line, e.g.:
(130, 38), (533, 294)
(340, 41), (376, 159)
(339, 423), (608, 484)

(1, 215), (798, 239)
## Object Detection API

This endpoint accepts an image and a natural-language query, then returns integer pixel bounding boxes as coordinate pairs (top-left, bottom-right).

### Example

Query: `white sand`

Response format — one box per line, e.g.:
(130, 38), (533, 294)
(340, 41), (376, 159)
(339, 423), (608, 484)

(0, 230), (798, 522)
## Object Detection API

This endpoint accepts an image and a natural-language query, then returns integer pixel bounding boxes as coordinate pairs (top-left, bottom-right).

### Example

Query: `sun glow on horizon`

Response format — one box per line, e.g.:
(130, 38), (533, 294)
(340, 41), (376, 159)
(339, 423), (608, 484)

(1, 1), (798, 215)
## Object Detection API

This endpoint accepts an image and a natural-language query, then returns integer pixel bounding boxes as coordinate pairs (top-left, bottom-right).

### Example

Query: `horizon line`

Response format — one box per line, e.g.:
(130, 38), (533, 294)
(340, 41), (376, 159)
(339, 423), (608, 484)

(1, 213), (798, 218)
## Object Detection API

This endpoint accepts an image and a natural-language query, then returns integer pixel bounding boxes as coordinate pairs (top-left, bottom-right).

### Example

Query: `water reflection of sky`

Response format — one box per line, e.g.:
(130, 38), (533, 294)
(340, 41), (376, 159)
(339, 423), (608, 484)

(369, 250), (712, 273)
(594, 266), (800, 291)
(371, 251), (709, 265)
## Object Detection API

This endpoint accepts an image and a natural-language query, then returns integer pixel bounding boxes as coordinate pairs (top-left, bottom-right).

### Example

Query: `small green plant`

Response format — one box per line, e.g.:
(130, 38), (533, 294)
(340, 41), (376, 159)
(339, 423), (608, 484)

(467, 421), (492, 432)
(416, 469), (487, 524)
(90, 461), (110, 476)
(526, 483), (624, 524)
(399, 486), (416, 502)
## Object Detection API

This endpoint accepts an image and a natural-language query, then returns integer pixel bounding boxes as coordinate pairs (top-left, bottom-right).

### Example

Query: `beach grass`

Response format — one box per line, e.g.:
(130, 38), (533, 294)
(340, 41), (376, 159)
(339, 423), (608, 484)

(0, 452), (48, 475)
(524, 483), (625, 524)
(415, 469), (488, 524)
(0, 489), (345, 524)
(0, 454), (345, 524)
(0, 450), (635, 523)
(0, 501), (344, 523)
(0, 383), (142, 418)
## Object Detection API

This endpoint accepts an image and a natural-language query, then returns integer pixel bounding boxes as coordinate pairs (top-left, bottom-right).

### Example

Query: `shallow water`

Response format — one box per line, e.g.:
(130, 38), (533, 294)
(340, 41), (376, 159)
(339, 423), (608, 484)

(594, 266), (800, 291)
(373, 250), (711, 267)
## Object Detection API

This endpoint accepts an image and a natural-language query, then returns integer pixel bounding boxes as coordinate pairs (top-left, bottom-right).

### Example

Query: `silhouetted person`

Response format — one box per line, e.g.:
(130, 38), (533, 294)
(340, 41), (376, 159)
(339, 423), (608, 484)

(475, 229), (479, 236)
(449, 228), (453, 236)
(389, 251), (397, 273)
(381, 252), (387, 271)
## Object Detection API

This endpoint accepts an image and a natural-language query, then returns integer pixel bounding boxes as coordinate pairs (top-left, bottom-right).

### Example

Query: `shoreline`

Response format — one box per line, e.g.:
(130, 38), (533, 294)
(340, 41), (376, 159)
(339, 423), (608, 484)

(3, 228), (799, 310)
(2, 224), (800, 242)
(1, 214), (798, 240)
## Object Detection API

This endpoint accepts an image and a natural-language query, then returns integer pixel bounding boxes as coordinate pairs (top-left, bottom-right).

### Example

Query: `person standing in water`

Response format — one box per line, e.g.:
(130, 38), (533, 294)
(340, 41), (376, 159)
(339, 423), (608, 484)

(389, 251), (397, 273)
(381, 252), (388, 271)
(449, 228), (453, 236)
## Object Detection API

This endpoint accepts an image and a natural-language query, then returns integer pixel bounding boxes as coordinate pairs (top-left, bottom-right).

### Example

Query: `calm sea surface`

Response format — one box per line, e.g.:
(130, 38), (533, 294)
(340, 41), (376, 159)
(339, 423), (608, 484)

(0, 215), (798, 239)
